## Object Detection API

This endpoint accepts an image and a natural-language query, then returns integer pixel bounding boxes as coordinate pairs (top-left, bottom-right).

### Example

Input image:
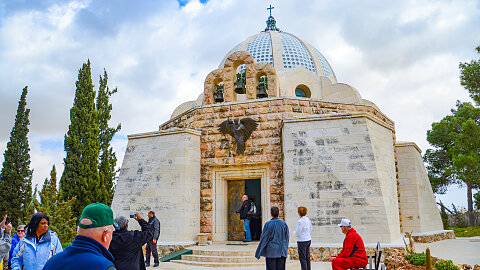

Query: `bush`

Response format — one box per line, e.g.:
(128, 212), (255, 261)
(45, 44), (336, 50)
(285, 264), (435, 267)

(449, 226), (480, 237)
(62, 242), (72, 249)
(434, 259), (460, 270)
(406, 252), (426, 266)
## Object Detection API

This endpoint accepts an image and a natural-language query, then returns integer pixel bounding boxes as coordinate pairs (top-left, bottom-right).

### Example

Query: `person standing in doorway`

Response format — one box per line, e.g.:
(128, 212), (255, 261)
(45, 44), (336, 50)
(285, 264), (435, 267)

(294, 206), (312, 270)
(236, 194), (253, 242)
(145, 211), (160, 268)
(255, 206), (289, 270)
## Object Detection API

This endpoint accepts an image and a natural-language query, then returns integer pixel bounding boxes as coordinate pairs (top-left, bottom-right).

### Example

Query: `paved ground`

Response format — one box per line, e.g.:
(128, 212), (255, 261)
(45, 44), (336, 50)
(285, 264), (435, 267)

(146, 237), (480, 269)
(415, 237), (480, 266)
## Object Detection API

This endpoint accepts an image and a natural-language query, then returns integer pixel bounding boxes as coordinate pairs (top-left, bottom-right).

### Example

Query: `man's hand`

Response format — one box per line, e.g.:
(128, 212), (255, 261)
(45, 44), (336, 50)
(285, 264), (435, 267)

(5, 222), (12, 233)
(152, 239), (157, 244)
(0, 214), (6, 228)
(134, 213), (143, 221)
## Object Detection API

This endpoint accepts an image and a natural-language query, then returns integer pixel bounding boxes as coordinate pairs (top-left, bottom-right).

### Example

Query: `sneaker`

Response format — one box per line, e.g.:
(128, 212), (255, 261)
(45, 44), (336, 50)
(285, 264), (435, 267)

(153, 263), (159, 267)
(145, 262), (150, 267)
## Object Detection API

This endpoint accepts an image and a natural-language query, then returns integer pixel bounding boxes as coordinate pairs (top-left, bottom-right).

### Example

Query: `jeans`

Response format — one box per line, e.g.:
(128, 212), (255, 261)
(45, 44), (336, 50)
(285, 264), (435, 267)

(297, 240), (311, 270)
(266, 257), (286, 270)
(243, 218), (251, 241)
(145, 240), (159, 264)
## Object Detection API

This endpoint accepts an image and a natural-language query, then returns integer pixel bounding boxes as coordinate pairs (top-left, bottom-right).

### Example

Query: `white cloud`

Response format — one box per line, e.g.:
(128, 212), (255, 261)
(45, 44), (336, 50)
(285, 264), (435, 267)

(1, 0), (479, 208)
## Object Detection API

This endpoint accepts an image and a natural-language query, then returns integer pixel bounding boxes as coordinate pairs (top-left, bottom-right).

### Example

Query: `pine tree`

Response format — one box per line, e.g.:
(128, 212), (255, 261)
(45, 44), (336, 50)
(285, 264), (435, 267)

(60, 60), (101, 217)
(35, 165), (76, 243)
(0, 86), (33, 224)
(96, 70), (121, 205)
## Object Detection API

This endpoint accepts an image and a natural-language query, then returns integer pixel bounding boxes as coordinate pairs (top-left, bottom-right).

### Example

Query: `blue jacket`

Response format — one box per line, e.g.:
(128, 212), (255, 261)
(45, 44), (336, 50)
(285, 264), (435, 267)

(255, 217), (289, 259)
(42, 235), (115, 270)
(8, 233), (20, 265)
(11, 230), (62, 270)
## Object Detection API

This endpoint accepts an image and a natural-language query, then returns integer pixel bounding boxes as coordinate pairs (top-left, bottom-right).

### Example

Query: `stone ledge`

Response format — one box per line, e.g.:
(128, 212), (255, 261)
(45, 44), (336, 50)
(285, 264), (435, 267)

(395, 141), (422, 153)
(127, 128), (202, 139)
(412, 230), (455, 243)
(282, 112), (395, 131)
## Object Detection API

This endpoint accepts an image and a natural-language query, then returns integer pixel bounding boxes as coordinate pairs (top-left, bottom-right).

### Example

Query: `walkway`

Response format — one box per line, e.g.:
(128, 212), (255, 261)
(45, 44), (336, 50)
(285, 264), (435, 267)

(146, 237), (480, 269)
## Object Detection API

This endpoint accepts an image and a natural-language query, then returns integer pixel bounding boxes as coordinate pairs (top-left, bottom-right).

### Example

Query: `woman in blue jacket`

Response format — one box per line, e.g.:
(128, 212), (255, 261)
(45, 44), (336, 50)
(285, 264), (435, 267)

(11, 213), (63, 270)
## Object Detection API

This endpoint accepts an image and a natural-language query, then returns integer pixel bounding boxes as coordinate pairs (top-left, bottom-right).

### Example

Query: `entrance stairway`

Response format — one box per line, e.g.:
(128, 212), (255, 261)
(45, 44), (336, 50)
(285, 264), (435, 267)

(169, 243), (265, 268)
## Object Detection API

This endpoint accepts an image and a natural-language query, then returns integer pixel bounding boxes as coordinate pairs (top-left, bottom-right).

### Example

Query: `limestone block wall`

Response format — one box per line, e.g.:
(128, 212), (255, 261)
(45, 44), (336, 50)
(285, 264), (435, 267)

(111, 129), (201, 242)
(159, 97), (394, 234)
(283, 113), (401, 243)
(396, 142), (443, 233)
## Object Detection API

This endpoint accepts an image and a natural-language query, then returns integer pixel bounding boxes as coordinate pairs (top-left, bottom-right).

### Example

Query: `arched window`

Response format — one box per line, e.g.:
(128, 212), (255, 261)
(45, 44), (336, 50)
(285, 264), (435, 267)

(295, 85), (311, 98)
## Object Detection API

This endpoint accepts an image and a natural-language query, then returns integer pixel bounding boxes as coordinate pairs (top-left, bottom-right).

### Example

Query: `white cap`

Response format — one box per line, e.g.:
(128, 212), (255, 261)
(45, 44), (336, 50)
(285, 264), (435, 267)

(338, 218), (352, 227)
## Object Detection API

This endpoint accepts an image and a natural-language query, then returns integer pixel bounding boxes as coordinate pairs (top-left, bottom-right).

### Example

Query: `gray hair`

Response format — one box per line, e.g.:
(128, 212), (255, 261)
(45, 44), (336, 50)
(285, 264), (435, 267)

(17, 225), (26, 230)
(114, 216), (129, 229)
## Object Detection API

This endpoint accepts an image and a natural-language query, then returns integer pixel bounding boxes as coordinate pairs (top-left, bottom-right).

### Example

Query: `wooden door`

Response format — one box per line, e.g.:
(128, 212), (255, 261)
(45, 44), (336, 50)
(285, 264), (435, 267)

(227, 180), (245, 241)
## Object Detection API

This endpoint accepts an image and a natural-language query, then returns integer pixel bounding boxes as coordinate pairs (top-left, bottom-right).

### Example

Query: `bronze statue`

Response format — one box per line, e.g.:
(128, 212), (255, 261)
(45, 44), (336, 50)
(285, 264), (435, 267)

(218, 118), (258, 155)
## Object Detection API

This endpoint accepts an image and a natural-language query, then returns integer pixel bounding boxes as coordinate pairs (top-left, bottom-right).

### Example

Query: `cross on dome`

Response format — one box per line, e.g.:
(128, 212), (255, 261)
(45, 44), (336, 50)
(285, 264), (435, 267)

(264, 5), (280, 32)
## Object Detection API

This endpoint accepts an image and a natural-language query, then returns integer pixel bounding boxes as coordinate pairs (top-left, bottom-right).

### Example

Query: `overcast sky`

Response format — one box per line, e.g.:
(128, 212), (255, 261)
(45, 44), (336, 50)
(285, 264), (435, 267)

(1, 0), (479, 209)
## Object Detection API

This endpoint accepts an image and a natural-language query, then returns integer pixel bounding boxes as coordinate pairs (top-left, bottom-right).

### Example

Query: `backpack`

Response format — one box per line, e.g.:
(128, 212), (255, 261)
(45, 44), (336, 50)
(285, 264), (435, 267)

(247, 201), (257, 216)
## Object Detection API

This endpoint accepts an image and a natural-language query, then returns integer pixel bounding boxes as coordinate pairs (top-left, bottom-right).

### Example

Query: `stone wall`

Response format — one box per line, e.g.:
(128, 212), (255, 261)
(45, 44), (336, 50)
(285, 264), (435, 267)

(396, 142), (444, 233)
(111, 129), (201, 242)
(282, 113), (400, 243)
(158, 97), (394, 235)
(288, 246), (405, 262)
(412, 230), (455, 243)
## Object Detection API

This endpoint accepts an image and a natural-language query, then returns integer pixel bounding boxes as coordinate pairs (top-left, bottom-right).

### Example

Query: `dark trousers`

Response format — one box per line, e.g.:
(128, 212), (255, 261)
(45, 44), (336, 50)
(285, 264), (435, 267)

(265, 257), (286, 270)
(145, 240), (159, 264)
(297, 240), (311, 270)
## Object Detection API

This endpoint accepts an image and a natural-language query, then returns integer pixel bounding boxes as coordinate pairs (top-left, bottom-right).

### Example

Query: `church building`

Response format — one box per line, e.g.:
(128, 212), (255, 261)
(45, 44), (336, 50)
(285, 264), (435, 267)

(112, 10), (444, 249)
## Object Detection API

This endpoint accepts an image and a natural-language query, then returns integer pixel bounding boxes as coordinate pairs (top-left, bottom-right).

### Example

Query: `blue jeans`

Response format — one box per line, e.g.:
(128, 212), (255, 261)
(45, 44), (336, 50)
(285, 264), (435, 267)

(243, 218), (251, 241)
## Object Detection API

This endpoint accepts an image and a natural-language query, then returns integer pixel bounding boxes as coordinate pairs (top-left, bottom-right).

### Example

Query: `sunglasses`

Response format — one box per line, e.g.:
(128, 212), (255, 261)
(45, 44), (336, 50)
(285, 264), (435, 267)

(17, 230), (25, 232)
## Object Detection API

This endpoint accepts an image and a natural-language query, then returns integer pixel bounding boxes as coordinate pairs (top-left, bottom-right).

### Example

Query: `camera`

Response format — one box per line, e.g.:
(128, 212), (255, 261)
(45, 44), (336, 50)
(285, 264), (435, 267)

(5, 216), (10, 225)
(130, 214), (135, 218)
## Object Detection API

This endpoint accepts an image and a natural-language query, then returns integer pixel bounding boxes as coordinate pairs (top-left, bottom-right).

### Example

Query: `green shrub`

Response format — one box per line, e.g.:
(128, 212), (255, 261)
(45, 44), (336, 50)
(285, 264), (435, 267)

(62, 242), (72, 249)
(434, 259), (460, 270)
(406, 252), (426, 266)
(449, 226), (480, 237)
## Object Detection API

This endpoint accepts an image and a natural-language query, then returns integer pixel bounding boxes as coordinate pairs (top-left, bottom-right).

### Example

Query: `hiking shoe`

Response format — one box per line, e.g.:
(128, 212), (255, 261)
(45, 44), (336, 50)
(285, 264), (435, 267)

(153, 263), (159, 267)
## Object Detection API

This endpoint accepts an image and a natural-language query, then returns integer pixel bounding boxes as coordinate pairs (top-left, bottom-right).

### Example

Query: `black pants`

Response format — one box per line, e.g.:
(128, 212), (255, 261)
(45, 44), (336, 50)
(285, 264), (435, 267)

(145, 240), (159, 264)
(297, 240), (311, 270)
(266, 256), (286, 270)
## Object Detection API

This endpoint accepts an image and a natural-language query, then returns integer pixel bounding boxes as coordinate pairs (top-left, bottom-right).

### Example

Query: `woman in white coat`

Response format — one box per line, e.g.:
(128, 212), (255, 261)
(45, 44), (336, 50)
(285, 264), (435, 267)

(294, 206), (312, 270)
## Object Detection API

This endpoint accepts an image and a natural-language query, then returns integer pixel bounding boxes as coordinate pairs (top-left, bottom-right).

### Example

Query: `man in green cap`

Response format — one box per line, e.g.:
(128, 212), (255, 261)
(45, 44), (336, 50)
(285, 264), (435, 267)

(43, 203), (117, 270)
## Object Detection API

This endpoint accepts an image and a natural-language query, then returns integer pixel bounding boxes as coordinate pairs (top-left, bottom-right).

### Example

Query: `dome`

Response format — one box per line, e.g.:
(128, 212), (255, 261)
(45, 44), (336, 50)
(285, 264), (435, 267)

(219, 31), (337, 83)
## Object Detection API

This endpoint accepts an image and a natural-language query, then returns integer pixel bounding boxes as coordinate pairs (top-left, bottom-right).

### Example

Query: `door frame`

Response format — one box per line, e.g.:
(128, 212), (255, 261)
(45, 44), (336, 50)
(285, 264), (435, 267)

(211, 163), (270, 242)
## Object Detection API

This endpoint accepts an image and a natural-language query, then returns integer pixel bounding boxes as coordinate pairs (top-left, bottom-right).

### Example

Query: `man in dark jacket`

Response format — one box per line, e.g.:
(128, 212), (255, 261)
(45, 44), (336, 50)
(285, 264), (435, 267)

(109, 214), (152, 270)
(145, 211), (160, 267)
(236, 194), (254, 242)
(331, 219), (368, 270)
(255, 206), (289, 270)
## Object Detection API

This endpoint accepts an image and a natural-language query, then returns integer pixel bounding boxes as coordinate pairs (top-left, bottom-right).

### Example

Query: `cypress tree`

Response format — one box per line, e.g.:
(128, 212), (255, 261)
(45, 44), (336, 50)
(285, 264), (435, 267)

(0, 86), (33, 224)
(96, 70), (121, 205)
(35, 165), (76, 243)
(60, 60), (101, 217)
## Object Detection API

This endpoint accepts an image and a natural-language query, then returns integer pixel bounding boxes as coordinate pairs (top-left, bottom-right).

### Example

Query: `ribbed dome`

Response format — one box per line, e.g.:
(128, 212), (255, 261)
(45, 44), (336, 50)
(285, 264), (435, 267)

(219, 31), (337, 83)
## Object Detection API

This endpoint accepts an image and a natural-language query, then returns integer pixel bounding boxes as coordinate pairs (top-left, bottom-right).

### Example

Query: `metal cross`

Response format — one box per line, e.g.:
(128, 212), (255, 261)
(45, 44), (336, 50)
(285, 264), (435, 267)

(267, 5), (274, 17)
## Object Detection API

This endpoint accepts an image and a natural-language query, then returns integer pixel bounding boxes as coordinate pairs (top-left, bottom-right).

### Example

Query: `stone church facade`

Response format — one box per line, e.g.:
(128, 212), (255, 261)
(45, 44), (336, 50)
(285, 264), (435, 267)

(112, 14), (443, 247)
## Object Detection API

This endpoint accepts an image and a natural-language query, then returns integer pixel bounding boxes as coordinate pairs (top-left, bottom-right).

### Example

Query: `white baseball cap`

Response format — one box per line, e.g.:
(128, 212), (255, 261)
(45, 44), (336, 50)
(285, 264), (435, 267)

(338, 218), (352, 227)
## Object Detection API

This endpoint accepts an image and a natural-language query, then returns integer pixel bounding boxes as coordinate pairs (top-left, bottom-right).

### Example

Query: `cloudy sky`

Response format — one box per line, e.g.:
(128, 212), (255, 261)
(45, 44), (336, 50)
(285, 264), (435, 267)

(1, 0), (479, 209)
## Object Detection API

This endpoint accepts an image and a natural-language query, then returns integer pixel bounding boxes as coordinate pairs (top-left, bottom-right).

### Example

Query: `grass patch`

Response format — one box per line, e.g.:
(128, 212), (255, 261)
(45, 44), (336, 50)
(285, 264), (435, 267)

(448, 226), (480, 237)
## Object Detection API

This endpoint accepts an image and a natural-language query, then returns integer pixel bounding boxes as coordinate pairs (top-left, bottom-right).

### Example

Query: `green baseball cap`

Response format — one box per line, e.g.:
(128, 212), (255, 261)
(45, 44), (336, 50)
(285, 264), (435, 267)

(78, 203), (115, 229)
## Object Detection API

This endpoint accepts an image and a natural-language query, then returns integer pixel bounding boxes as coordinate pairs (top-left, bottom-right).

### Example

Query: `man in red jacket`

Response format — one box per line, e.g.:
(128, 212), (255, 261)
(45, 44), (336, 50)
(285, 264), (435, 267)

(332, 219), (368, 270)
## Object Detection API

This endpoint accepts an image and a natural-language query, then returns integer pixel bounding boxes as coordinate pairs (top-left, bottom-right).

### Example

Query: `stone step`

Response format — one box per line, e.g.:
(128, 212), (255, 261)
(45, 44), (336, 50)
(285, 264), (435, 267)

(181, 254), (264, 263)
(170, 259), (266, 268)
(192, 249), (256, 257)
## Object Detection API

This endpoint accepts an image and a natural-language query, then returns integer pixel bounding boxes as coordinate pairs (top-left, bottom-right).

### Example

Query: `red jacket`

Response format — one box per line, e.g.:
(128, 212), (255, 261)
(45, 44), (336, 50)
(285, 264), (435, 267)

(337, 228), (368, 262)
